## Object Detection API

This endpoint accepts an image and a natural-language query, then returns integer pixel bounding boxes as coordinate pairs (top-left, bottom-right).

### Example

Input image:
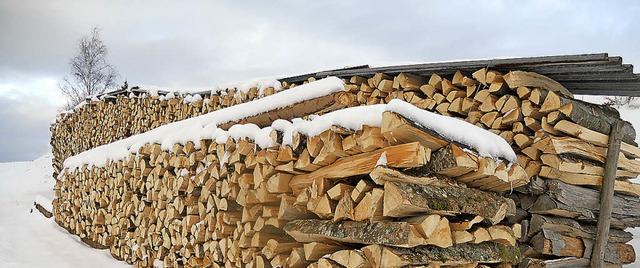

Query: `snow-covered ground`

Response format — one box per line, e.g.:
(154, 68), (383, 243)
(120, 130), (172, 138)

(0, 154), (128, 267)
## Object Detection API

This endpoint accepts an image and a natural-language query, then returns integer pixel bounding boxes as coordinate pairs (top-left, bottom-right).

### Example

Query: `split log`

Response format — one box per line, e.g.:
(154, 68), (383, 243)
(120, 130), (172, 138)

(328, 249), (371, 268)
(538, 166), (640, 196)
(361, 242), (521, 268)
(427, 143), (478, 177)
(540, 154), (637, 178)
(533, 136), (640, 174)
(553, 120), (640, 158)
(503, 71), (572, 98)
(539, 90), (635, 144)
(289, 142), (429, 193)
(529, 179), (640, 228)
(382, 181), (515, 224)
(381, 111), (449, 150)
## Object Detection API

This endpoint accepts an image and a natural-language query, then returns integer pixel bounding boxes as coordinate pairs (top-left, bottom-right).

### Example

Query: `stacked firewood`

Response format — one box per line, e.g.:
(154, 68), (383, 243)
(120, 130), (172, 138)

(50, 86), (281, 177)
(51, 68), (640, 267)
(54, 106), (529, 267)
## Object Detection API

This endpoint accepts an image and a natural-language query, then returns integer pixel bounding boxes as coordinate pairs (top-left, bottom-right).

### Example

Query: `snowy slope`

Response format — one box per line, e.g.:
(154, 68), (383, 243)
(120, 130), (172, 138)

(0, 154), (127, 268)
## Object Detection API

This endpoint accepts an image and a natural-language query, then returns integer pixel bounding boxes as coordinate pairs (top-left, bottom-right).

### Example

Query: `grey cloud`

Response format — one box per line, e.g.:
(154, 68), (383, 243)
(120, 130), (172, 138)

(1, 0), (640, 161)
(0, 91), (57, 162)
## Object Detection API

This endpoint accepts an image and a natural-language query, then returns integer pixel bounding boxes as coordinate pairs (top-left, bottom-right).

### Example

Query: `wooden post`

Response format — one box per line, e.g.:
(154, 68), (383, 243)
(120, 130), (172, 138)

(590, 120), (623, 267)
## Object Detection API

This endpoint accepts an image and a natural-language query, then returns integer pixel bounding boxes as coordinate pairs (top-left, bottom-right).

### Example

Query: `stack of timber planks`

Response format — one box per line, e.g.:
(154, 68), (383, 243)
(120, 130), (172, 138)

(51, 67), (640, 267)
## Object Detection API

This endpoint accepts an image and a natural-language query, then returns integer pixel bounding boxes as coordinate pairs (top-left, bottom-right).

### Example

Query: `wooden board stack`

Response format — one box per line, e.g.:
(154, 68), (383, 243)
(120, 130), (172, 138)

(51, 68), (640, 267)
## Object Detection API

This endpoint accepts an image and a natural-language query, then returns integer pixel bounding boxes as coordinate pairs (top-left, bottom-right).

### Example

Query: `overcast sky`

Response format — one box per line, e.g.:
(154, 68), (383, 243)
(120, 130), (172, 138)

(1, 0), (640, 162)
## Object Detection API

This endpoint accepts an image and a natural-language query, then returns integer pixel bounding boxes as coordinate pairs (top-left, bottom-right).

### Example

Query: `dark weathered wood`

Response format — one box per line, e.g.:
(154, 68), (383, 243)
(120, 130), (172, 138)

(528, 214), (633, 243)
(280, 54), (640, 97)
(383, 181), (515, 224)
(592, 120), (624, 268)
(529, 180), (640, 228)
(362, 242), (521, 267)
(531, 227), (635, 264)
(520, 257), (613, 268)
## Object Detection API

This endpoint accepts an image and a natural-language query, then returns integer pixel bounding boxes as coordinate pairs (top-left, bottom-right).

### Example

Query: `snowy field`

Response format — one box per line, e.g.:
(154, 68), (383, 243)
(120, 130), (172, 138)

(0, 155), (128, 267)
(0, 96), (640, 267)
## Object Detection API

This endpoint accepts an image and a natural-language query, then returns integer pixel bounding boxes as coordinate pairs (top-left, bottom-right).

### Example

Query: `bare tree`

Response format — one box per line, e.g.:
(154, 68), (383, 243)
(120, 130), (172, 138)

(59, 27), (118, 109)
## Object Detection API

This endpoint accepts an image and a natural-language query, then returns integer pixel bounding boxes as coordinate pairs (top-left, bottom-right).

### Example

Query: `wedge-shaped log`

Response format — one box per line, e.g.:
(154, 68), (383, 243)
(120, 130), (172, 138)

(530, 180), (640, 228)
(284, 219), (426, 248)
(383, 181), (515, 224)
(328, 250), (371, 268)
(503, 71), (573, 98)
(289, 142), (429, 193)
(530, 227), (635, 264)
(427, 143), (478, 177)
(362, 242), (521, 268)
(381, 111), (449, 150)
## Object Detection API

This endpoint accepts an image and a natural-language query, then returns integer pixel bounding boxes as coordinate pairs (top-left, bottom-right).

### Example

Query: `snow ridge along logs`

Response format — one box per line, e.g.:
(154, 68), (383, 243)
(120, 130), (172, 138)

(51, 69), (640, 267)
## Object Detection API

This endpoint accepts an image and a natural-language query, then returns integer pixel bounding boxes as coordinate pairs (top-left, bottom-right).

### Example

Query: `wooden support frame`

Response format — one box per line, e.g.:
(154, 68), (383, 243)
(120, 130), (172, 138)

(591, 120), (623, 268)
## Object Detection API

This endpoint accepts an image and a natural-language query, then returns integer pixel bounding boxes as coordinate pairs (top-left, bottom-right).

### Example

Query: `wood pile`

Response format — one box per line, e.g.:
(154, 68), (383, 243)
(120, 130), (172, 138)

(51, 67), (640, 267)
(50, 86), (283, 178)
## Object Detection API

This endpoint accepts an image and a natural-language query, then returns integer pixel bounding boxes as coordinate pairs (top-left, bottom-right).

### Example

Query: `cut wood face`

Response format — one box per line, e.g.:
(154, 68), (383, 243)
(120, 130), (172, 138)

(52, 67), (640, 267)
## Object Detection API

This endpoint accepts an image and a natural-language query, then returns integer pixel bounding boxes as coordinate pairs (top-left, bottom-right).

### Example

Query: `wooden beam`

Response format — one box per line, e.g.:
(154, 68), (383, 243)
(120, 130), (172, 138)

(591, 120), (623, 268)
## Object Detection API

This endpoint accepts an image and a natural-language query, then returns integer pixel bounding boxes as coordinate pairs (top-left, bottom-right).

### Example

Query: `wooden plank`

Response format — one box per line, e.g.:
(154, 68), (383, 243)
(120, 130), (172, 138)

(289, 142), (429, 193)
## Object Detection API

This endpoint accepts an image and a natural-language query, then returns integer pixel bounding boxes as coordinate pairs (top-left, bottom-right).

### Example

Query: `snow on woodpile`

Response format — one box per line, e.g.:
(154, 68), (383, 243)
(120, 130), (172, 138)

(51, 63), (640, 267)
(62, 77), (345, 170)
(387, 99), (517, 162)
(62, 98), (519, 172)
